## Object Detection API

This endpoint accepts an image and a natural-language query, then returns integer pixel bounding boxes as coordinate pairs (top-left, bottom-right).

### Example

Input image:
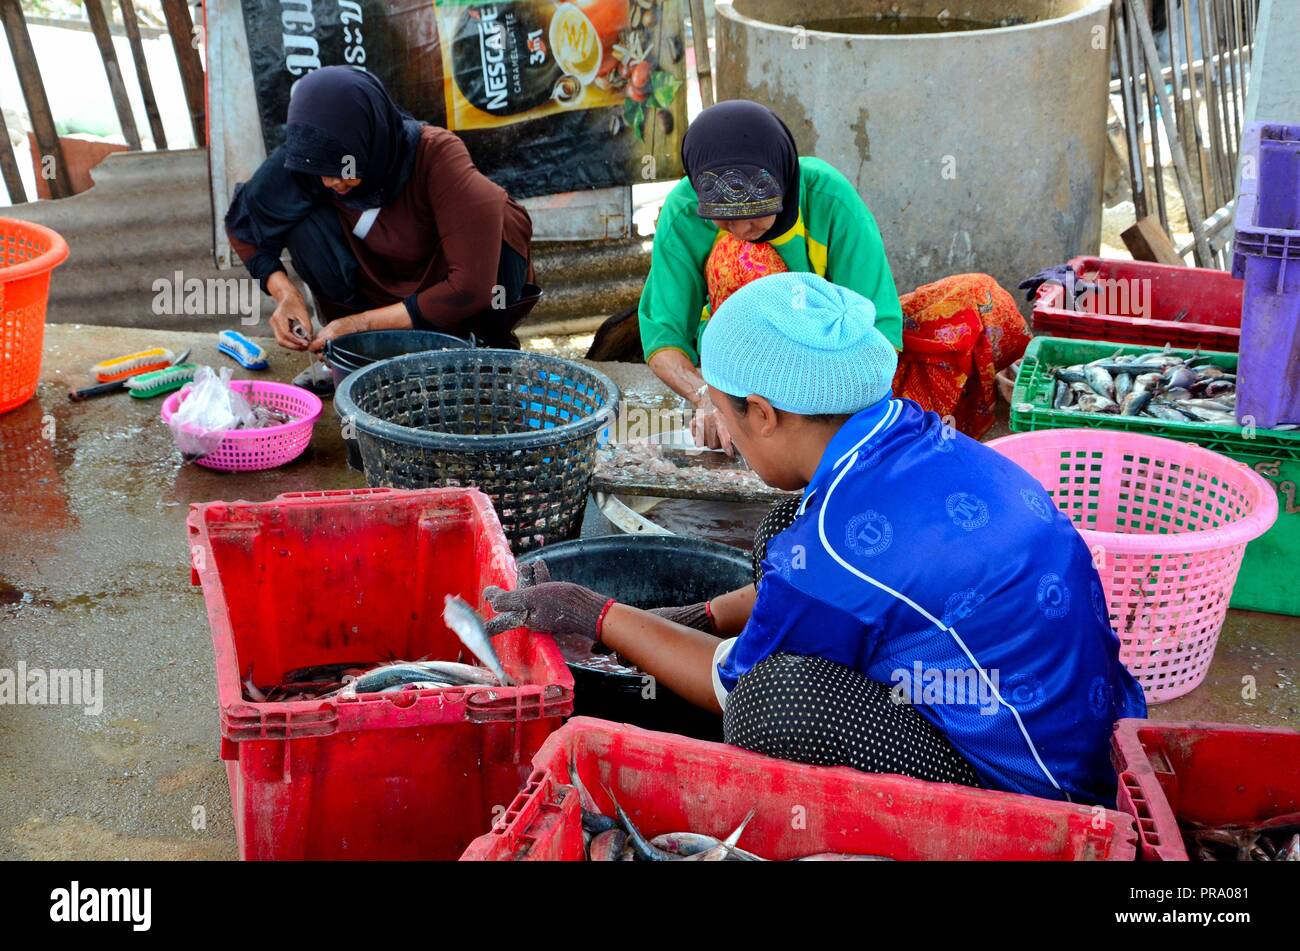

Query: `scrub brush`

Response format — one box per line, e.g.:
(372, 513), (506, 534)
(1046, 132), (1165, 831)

(124, 362), (198, 399)
(90, 347), (174, 383)
(218, 330), (269, 370)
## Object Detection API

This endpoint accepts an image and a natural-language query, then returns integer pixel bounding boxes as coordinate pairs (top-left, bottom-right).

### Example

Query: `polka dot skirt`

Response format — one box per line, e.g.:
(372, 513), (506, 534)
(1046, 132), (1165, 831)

(724, 654), (981, 786)
(751, 495), (803, 584)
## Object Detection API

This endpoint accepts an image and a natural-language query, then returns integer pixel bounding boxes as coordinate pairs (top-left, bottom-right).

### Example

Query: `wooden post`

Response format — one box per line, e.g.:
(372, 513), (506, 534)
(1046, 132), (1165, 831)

(1130, 0), (1212, 266)
(161, 0), (205, 146)
(0, 105), (27, 204)
(688, 0), (713, 108)
(0, 0), (71, 198)
(83, 0), (143, 150)
(118, 0), (167, 149)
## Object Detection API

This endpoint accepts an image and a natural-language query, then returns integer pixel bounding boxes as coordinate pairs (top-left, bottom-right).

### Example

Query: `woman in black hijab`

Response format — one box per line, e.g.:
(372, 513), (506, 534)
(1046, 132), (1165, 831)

(226, 67), (536, 365)
(637, 99), (903, 450)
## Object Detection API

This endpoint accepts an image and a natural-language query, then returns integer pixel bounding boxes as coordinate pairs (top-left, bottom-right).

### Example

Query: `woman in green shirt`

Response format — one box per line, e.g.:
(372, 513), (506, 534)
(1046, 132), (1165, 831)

(639, 100), (903, 449)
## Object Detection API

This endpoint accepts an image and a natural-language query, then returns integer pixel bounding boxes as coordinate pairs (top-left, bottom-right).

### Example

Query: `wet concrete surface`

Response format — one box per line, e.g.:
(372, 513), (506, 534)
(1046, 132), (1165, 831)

(0, 326), (1295, 860)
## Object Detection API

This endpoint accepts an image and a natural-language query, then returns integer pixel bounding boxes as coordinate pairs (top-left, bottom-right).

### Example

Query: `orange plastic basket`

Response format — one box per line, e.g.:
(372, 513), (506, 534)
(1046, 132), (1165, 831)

(0, 217), (69, 414)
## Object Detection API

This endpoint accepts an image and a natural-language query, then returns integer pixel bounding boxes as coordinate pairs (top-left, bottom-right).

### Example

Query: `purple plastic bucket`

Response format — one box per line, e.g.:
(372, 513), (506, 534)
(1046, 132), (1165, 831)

(1233, 122), (1300, 429)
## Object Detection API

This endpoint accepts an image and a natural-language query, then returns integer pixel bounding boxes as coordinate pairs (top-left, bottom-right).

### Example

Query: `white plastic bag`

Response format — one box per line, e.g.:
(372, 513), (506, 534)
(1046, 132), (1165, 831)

(168, 366), (254, 457)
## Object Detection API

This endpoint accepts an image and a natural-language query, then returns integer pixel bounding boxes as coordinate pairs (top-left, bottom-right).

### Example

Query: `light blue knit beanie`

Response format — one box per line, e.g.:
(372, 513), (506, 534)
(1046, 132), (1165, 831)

(700, 272), (897, 414)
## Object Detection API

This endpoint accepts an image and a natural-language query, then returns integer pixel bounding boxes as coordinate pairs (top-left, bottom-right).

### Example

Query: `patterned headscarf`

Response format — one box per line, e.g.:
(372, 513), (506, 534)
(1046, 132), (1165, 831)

(681, 100), (801, 243)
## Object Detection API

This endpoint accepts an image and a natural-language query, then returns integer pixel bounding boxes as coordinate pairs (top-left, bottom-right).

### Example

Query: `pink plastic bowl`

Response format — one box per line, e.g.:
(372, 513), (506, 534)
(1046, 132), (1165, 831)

(986, 429), (1278, 704)
(161, 380), (322, 471)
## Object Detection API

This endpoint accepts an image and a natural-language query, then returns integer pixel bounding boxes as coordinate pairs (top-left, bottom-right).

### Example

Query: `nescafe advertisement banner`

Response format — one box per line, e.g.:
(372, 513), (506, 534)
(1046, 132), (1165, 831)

(239, 0), (687, 197)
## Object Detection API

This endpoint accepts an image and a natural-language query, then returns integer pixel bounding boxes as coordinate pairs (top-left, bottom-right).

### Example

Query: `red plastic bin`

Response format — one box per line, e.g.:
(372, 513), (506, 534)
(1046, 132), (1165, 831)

(187, 487), (574, 860)
(1032, 256), (1243, 351)
(460, 718), (1139, 861)
(1111, 719), (1300, 861)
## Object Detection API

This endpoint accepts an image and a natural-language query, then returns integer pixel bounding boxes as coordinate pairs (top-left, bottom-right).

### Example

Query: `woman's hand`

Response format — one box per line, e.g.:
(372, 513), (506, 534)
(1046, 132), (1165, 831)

(308, 313), (368, 353)
(266, 273), (314, 351)
(690, 386), (734, 454)
(308, 302), (414, 353)
(483, 560), (615, 639)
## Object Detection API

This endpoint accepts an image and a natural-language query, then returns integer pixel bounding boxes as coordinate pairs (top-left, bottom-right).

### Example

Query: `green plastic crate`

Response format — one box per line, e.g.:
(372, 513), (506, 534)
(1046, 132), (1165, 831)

(1010, 337), (1300, 616)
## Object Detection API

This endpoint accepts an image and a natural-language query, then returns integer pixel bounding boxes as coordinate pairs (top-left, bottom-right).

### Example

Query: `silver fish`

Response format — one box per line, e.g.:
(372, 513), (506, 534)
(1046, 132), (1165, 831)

(1146, 401), (1190, 422)
(442, 594), (513, 686)
(1181, 398), (1235, 414)
(589, 828), (627, 862)
(242, 664), (267, 703)
(1197, 366), (1235, 380)
(1164, 365), (1199, 390)
(350, 663), (460, 694)
(796, 852), (895, 861)
(603, 783), (674, 861)
(681, 809), (758, 862)
(409, 660), (503, 686)
(1071, 383), (1119, 414)
(1285, 834), (1300, 861)
(378, 680), (455, 693)
(1114, 371), (1134, 404)
(1085, 365), (1116, 400)
(649, 831), (763, 861)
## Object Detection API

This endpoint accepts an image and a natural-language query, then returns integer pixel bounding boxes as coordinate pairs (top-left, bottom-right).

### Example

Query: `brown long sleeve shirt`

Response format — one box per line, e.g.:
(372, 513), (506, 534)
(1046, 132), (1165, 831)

(228, 125), (533, 331)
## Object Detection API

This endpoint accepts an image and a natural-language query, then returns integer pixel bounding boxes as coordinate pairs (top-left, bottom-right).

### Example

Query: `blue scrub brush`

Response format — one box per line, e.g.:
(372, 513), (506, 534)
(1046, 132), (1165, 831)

(218, 330), (269, 370)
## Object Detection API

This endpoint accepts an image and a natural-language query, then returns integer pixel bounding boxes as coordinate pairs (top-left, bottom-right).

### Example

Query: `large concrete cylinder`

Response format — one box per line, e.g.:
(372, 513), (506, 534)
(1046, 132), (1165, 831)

(715, 0), (1112, 300)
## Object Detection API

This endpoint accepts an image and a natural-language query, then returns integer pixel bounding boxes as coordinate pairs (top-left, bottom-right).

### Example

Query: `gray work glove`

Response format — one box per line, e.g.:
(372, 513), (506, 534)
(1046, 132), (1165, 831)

(648, 602), (715, 633)
(1018, 264), (1099, 304)
(483, 559), (615, 641)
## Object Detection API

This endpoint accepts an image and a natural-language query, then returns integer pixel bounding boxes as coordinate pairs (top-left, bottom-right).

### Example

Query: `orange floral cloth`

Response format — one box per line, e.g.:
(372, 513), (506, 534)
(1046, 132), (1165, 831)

(891, 273), (1030, 440)
(702, 242), (1025, 440)
(705, 231), (789, 315)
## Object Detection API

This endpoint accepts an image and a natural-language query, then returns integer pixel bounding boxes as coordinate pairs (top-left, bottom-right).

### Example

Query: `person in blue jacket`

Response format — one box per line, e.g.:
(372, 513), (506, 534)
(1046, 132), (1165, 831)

(488, 272), (1147, 805)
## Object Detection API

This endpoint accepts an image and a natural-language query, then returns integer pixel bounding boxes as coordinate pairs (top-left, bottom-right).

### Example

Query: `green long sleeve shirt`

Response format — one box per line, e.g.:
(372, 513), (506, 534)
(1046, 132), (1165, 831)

(639, 156), (903, 366)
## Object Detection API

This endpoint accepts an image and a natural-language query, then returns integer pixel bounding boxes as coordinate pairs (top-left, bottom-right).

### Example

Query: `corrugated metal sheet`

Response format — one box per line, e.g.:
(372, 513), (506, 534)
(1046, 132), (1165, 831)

(9, 148), (649, 333)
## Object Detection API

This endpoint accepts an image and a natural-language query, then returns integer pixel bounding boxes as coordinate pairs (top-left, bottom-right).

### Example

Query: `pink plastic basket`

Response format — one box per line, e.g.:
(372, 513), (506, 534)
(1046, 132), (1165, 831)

(161, 380), (322, 471)
(986, 430), (1278, 704)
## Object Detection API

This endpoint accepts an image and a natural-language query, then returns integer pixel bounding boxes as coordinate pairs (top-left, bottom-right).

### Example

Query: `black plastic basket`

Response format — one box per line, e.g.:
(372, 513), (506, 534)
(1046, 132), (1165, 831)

(323, 329), (472, 388)
(518, 536), (752, 741)
(334, 349), (620, 552)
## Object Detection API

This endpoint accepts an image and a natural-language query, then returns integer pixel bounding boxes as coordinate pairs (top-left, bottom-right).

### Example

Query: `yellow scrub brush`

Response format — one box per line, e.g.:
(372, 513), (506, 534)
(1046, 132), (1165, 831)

(91, 347), (175, 383)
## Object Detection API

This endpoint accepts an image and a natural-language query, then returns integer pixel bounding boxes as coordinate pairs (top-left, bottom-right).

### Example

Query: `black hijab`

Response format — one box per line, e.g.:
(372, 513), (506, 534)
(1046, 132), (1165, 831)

(282, 66), (424, 210)
(681, 100), (801, 243)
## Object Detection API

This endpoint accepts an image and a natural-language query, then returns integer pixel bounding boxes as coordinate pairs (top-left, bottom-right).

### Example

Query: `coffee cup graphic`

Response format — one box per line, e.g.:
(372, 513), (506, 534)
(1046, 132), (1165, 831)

(549, 0), (629, 86)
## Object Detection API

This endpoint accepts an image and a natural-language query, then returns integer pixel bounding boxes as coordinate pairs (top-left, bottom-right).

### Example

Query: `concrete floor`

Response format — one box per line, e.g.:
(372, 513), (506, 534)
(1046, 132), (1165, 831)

(0, 325), (1295, 860)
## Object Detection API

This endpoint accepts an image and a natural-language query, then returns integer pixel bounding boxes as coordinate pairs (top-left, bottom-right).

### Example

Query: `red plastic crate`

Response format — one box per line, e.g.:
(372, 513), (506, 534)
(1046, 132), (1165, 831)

(1032, 256), (1243, 351)
(1111, 719), (1300, 861)
(460, 718), (1138, 861)
(187, 487), (574, 860)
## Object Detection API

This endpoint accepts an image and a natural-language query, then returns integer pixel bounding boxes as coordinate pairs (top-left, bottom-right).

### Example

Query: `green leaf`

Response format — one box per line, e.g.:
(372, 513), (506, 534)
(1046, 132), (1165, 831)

(651, 71), (682, 109)
(625, 98), (646, 141)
